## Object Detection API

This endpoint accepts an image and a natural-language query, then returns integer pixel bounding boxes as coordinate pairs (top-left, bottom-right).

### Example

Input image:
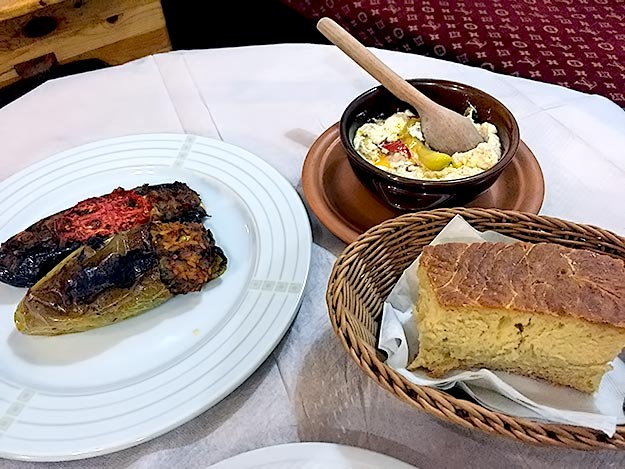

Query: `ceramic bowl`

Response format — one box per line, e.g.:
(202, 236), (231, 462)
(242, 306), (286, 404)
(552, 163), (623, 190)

(339, 79), (520, 211)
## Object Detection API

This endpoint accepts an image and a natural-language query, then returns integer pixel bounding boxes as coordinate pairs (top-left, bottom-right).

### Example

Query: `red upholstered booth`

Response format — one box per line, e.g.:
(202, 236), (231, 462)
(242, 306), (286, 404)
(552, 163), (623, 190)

(281, 0), (625, 108)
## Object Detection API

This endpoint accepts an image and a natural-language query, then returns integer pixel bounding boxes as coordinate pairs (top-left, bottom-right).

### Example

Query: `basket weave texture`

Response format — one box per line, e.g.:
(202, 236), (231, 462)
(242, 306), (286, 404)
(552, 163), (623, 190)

(326, 207), (625, 450)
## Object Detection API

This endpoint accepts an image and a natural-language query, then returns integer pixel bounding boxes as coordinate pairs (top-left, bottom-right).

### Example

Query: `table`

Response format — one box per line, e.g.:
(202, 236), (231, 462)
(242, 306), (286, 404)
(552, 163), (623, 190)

(1, 44), (624, 468)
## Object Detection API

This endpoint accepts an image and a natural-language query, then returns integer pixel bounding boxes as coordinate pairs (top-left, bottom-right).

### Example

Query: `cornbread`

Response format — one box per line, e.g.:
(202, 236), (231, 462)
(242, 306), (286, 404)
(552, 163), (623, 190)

(407, 242), (625, 393)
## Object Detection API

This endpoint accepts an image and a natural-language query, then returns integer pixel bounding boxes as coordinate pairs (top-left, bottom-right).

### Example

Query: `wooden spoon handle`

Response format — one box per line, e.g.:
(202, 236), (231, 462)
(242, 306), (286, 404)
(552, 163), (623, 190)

(317, 17), (433, 112)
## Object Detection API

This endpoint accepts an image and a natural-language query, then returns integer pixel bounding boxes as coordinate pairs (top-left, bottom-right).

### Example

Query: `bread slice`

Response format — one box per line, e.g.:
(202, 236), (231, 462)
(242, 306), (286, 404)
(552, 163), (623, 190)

(407, 242), (625, 393)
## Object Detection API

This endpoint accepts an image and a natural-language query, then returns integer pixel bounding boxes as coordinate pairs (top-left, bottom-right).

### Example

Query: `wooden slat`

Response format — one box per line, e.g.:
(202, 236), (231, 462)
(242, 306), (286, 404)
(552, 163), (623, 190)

(0, 0), (159, 53)
(0, 68), (17, 87)
(0, 28), (171, 89)
(0, 0), (67, 22)
(71, 26), (170, 66)
(0, 0), (171, 88)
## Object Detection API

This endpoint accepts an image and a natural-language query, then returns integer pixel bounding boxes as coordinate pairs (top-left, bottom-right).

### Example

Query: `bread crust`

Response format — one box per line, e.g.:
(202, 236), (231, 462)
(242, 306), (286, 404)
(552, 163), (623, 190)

(420, 242), (625, 327)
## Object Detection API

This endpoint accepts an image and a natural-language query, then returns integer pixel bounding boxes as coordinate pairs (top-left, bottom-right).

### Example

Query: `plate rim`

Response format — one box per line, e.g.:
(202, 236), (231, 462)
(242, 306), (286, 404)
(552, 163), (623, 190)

(0, 133), (312, 462)
(207, 442), (417, 468)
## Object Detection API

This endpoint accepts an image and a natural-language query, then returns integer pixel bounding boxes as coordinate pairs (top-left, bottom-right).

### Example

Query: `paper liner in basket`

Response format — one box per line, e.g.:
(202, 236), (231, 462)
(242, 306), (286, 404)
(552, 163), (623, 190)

(378, 215), (625, 436)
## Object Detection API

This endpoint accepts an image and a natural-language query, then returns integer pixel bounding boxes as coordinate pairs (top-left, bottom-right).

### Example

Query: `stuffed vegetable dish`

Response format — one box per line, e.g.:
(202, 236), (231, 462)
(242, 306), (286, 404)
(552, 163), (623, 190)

(1, 182), (227, 335)
(0, 182), (209, 288)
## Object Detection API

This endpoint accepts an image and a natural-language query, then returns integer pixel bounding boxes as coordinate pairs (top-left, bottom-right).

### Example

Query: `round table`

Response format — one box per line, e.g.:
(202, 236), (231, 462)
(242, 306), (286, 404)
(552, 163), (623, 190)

(1, 44), (624, 468)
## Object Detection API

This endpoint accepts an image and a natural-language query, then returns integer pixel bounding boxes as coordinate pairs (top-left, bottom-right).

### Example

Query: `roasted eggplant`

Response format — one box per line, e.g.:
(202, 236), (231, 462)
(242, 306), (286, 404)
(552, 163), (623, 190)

(0, 182), (207, 288)
(15, 221), (227, 335)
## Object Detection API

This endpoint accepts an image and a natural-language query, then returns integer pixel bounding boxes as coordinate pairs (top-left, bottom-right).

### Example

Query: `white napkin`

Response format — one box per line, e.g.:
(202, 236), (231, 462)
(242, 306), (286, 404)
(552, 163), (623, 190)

(378, 215), (625, 436)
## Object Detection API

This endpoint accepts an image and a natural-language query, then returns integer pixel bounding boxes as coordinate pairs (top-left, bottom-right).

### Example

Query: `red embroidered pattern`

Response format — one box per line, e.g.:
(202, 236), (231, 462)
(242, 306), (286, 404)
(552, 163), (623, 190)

(283, 0), (625, 107)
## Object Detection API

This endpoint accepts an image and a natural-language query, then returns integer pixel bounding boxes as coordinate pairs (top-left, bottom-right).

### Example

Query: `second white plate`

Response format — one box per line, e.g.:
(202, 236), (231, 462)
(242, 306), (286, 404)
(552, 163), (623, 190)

(208, 443), (417, 469)
(0, 134), (311, 461)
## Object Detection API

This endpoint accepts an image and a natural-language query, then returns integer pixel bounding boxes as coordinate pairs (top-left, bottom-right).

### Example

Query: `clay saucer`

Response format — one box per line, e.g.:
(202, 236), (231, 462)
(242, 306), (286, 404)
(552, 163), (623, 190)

(302, 124), (545, 244)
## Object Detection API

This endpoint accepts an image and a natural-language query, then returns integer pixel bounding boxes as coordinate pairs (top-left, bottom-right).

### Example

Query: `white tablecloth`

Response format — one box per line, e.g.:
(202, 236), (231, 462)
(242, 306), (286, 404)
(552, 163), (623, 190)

(1, 44), (624, 468)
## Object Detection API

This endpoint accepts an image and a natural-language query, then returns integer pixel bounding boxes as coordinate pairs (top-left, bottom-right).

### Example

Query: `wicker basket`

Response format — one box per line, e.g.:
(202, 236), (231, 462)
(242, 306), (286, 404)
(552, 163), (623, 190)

(326, 207), (625, 450)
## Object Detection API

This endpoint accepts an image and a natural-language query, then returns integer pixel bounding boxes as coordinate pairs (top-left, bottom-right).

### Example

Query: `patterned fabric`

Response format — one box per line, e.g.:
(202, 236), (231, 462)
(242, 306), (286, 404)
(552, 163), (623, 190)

(282, 0), (625, 107)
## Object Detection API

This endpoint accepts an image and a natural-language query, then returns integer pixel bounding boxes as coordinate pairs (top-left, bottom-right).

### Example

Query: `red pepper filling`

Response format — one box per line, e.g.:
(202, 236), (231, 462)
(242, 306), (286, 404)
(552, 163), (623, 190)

(55, 188), (152, 243)
(381, 140), (412, 158)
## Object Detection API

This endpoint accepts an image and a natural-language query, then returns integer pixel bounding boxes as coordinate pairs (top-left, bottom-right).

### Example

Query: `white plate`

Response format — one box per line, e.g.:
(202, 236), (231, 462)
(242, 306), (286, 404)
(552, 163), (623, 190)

(0, 134), (311, 461)
(208, 443), (417, 469)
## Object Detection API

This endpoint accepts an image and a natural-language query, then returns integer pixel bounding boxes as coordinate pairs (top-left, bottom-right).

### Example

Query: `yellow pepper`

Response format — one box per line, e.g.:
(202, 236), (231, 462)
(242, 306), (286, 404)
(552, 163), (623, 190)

(399, 130), (453, 171)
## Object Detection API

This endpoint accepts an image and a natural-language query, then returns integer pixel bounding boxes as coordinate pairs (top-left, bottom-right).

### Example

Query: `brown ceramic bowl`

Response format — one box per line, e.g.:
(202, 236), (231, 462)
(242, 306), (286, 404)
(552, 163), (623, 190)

(339, 79), (520, 211)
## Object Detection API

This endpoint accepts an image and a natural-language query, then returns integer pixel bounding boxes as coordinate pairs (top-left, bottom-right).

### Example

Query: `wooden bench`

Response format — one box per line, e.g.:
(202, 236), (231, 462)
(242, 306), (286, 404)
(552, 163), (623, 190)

(0, 0), (171, 89)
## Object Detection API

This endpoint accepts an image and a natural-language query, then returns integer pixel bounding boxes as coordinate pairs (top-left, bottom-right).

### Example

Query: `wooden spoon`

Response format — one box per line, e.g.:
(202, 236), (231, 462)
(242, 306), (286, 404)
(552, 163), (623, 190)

(317, 17), (483, 155)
